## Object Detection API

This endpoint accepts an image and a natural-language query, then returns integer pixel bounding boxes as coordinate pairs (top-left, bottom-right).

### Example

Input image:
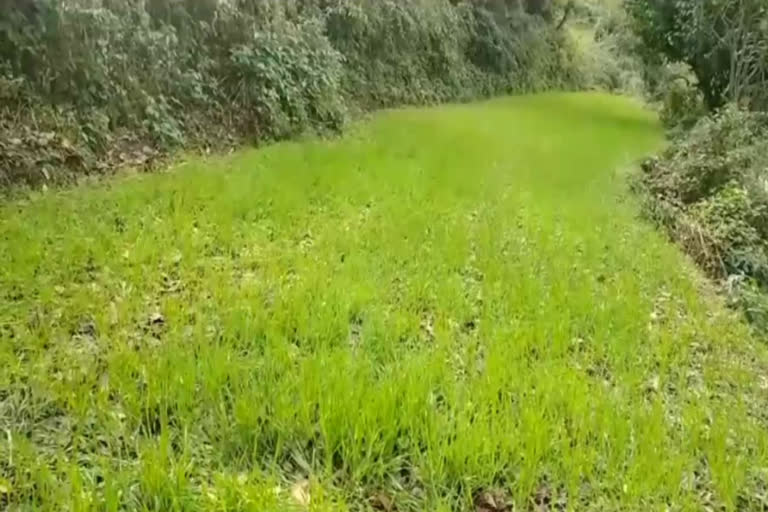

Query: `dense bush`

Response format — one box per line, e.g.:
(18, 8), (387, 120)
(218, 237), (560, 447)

(634, 108), (768, 330)
(0, 0), (582, 188)
(225, 19), (346, 139)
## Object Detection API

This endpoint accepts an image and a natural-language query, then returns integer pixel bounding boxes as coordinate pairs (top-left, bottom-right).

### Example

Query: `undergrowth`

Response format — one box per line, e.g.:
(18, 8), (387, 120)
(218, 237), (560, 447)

(634, 107), (768, 333)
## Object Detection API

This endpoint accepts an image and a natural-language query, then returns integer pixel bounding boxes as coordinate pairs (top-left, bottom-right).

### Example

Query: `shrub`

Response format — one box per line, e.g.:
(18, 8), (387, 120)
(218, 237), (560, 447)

(635, 107), (768, 331)
(0, 0), (582, 189)
(226, 19), (346, 139)
(654, 65), (707, 132)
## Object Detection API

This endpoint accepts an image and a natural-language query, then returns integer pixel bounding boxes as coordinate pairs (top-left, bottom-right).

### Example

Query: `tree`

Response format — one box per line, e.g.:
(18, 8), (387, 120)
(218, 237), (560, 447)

(625, 0), (768, 110)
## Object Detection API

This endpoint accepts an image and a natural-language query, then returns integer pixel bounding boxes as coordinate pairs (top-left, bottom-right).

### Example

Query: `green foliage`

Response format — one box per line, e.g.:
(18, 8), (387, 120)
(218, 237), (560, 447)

(569, 0), (648, 95)
(727, 276), (768, 333)
(0, 0), (582, 188)
(625, 0), (768, 111)
(323, 0), (471, 106)
(226, 19), (346, 138)
(654, 64), (707, 131)
(626, 0), (768, 333)
(635, 107), (768, 332)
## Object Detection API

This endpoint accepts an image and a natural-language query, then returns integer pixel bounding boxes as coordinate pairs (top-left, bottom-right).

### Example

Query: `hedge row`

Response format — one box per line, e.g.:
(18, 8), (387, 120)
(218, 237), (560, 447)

(0, 0), (583, 188)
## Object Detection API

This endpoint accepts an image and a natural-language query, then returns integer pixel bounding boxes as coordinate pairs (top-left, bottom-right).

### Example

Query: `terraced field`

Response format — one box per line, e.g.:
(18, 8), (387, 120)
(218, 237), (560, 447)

(2, 93), (768, 511)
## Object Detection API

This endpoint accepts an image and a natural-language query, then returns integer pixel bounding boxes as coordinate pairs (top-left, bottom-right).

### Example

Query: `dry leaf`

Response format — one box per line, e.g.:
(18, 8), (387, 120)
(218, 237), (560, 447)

(148, 312), (165, 326)
(646, 375), (660, 392)
(109, 302), (119, 326)
(290, 479), (310, 508)
(474, 489), (512, 512)
(370, 492), (395, 511)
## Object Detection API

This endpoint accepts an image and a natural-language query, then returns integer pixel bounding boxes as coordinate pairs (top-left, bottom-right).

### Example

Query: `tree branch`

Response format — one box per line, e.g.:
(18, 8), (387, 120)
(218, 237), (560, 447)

(556, 0), (574, 31)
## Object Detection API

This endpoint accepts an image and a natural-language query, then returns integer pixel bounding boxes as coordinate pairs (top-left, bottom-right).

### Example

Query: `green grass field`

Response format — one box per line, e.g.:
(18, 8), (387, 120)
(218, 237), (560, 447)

(2, 93), (768, 511)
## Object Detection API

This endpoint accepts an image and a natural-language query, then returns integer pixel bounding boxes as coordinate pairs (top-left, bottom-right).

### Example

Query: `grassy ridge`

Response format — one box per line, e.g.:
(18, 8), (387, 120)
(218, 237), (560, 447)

(2, 93), (768, 510)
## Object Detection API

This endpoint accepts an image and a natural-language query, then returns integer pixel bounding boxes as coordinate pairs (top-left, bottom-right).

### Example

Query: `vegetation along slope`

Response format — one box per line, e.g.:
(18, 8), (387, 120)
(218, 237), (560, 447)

(3, 93), (768, 510)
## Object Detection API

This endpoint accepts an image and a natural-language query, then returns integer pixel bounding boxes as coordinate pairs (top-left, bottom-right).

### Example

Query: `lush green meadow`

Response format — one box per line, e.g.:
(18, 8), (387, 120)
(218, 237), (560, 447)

(2, 93), (768, 511)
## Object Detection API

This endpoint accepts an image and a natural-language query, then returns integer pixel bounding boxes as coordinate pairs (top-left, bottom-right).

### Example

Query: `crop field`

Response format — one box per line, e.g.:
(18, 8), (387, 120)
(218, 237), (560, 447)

(2, 93), (768, 511)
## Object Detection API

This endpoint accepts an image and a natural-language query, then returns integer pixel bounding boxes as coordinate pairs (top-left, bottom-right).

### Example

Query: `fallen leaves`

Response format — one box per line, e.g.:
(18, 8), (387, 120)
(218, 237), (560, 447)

(530, 484), (567, 512)
(141, 311), (167, 341)
(369, 491), (395, 512)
